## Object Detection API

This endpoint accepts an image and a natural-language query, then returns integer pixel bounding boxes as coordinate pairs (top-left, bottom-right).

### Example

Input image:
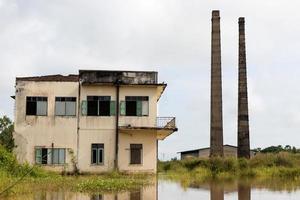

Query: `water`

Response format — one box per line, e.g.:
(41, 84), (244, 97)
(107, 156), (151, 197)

(4, 178), (300, 200)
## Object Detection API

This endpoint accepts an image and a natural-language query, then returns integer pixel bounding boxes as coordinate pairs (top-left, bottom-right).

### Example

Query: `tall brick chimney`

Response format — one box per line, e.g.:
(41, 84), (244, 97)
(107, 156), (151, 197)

(237, 17), (250, 158)
(210, 10), (224, 157)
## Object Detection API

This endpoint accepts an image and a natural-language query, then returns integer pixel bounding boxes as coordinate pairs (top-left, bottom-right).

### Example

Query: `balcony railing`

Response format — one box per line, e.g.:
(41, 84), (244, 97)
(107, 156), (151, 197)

(156, 117), (176, 129)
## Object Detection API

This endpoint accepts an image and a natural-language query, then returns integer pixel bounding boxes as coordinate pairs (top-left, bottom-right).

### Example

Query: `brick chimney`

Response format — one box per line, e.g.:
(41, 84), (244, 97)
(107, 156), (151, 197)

(210, 10), (224, 157)
(237, 17), (250, 158)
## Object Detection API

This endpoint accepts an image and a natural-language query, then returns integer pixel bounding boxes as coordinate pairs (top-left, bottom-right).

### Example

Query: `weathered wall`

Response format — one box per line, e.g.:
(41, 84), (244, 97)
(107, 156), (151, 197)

(14, 80), (161, 173)
(80, 70), (158, 84)
(118, 130), (157, 173)
(78, 85), (158, 173)
(14, 81), (79, 171)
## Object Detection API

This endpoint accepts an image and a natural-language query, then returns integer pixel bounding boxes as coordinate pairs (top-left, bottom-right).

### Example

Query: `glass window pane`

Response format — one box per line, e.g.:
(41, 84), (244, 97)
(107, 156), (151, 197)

(55, 101), (66, 116)
(35, 148), (42, 164)
(37, 101), (47, 116)
(59, 149), (65, 164)
(47, 149), (52, 164)
(142, 101), (149, 116)
(53, 149), (59, 164)
(66, 101), (76, 116)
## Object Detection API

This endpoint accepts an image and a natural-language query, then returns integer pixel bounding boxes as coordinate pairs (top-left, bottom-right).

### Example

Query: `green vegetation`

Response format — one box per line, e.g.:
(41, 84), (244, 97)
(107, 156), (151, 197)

(158, 153), (300, 186)
(0, 145), (152, 197)
(0, 116), (15, 152)
(254, 145), (300, 154)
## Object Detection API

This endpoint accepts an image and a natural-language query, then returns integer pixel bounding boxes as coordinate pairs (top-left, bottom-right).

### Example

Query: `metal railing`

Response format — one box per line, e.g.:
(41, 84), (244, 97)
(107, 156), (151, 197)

(156, 117), (176, 129)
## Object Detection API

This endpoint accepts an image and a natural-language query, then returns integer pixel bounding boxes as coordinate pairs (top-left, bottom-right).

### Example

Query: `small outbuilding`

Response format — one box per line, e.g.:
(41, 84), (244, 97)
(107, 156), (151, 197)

(178, 144), (255, 160)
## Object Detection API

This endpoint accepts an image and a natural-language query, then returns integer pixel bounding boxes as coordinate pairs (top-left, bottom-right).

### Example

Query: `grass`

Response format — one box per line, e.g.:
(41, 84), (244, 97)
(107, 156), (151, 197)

(158, 153), (300, 186)
(0, 145), (153, 197)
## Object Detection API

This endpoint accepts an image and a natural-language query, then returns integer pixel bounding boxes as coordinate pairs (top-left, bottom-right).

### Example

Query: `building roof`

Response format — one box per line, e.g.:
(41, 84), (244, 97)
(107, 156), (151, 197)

(178, 144), (254, 154)
(79, 70), (158, 85)
(16, 74), (79, 82)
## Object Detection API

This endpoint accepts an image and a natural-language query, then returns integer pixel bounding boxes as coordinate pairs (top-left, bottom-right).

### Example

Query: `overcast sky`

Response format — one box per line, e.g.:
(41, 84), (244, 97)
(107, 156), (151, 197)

(1, 0), (300, 160)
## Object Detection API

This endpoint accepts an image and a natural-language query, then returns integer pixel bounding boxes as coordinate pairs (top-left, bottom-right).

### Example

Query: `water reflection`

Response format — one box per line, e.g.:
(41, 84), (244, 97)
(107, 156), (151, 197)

(209, 182), (251, 200)
(29, 186), (153, 200)
(5, 178), (300, 200)
(238, 184), (251, 200)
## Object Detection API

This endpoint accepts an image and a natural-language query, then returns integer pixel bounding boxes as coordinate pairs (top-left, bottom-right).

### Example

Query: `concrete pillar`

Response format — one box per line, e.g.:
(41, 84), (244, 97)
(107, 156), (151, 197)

(210, 10), (224, 157)
(237, 17), (250, 159)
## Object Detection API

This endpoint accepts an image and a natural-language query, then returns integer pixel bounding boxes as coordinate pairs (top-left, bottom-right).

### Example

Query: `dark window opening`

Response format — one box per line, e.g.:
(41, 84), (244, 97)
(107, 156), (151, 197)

(87, 96), (111, 116)
(130, 144), (142, 165)
(125, 96), (149, 116)
(91, 143), (104, 165)
(126, 101), (137, 116)
(41, 149), (48, 164)
(99, 101), (110, 116)
(87, 100), (98, 116)
(26, 96), (47, 116)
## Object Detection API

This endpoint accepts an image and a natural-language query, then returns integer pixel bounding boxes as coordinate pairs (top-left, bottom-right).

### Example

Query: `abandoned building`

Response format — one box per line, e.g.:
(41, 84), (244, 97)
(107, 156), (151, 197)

(13, 70), (177, 173)
(179, 145), (255, 160)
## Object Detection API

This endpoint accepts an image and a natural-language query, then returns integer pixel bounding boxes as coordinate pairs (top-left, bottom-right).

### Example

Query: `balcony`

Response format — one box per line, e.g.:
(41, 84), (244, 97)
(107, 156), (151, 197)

(119, 117), (177, 140)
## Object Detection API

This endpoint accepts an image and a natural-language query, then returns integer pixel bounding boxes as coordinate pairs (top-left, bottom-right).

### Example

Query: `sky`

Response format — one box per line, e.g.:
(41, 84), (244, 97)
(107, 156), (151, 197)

(1, 0), (300, 160)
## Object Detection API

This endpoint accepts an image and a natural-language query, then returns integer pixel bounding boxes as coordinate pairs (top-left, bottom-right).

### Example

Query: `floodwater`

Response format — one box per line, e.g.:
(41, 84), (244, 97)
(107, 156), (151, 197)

(4, 178), (300, 200)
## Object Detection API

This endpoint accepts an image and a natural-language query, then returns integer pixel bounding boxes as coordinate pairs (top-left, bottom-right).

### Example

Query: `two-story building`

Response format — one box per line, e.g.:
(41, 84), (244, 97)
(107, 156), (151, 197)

(13, 70), (177, 173)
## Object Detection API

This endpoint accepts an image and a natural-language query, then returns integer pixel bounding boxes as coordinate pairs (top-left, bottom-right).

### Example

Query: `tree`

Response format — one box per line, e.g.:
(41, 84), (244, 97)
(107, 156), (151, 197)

(0, 116), (15, 152)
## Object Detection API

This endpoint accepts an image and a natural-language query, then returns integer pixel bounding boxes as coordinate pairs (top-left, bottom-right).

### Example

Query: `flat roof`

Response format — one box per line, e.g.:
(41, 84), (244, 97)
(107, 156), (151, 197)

(16, 74), (79, 82)
(178, 144), (255, 154)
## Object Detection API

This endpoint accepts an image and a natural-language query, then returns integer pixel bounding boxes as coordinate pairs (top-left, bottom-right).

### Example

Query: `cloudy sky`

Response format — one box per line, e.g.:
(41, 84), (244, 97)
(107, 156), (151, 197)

(1, 0), (300, 159)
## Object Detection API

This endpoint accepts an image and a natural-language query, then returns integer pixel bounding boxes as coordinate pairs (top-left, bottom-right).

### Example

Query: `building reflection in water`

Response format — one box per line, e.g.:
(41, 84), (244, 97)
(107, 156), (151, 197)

(210, 182), (224, 200)
(32, 182), (155, 200)
(238, 183), (251, 200)
(209, 182), (251, 200)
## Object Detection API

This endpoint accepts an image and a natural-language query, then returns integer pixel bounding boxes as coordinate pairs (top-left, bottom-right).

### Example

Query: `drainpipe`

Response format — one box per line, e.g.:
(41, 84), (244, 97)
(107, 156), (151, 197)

(76, 80), (81, 173)
(114, 80), (120, 170)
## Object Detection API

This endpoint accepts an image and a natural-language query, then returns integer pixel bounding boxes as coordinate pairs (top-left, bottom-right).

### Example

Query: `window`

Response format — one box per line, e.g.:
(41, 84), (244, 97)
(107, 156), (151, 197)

(122, 96), (149, 116)
(26, 97), (48, 116)
(91, 194), (103, 200)
(55, 97), (76, 116)
(35, 148), (66, 165)
(91, 143), (104, 165)
(130, 144), (143, 165)
(86, 96), (114, 116)
(130, 190), (141, 200)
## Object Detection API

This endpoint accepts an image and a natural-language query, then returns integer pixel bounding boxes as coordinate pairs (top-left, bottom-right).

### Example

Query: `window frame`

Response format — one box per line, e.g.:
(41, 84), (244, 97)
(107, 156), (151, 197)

(87, 96), (112, 117)
(91, 143), (104, 165)
(35, 147), (66, 165)
(55, 97), (77, 117)
(26, 96), (48, 116)
(129, 144), (143, 165)
(124, 96), (149, 117)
